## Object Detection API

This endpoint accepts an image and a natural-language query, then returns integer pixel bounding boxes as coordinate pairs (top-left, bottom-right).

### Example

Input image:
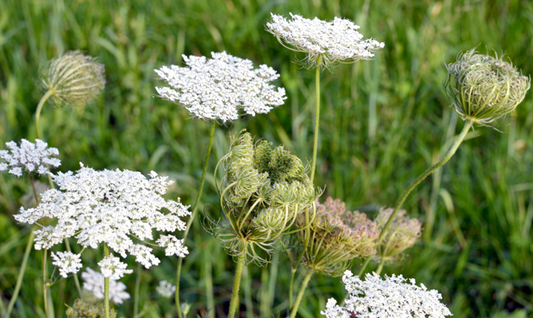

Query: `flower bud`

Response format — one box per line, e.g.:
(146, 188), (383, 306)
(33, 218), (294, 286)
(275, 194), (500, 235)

(40, 51), (105, 106)
(444, 49), (530, 124)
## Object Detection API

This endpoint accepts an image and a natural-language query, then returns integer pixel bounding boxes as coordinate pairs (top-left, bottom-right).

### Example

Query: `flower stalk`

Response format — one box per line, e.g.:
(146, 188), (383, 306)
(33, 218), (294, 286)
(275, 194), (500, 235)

(35, 90), (54, 140)
(290, 269), (314, 318)
(176, 121), (216, 318)
(228, 244), (247, 318)
(310, 58), (321, 183)
(356, 120), (473, 279)
(104, 245), (110, 318)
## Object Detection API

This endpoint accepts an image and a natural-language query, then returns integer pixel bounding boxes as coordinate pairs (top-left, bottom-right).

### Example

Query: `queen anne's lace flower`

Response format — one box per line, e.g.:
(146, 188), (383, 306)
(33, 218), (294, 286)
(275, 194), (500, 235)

(51, 251), (82, 278)
(266, 13), (384, 68)
(156, 280), (176, 298)
(82, 267), (130, 304)
(321, 271), (452, 318)
(98, 255), (133, 280)
(155, 51), (287, 122)
(156, 235), (188, 257)
(15, 164), (191, 277)
(0, 139), (60, 177)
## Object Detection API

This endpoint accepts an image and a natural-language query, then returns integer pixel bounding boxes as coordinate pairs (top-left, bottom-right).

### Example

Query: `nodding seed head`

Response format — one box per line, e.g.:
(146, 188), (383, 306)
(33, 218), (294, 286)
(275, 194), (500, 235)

(444, 49), (530, 125)
(40, 51), (105, 106)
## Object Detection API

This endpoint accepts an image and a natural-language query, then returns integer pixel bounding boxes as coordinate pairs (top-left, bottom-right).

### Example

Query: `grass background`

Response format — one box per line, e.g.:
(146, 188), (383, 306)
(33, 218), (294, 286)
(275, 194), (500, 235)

(0, 0), (532, 317)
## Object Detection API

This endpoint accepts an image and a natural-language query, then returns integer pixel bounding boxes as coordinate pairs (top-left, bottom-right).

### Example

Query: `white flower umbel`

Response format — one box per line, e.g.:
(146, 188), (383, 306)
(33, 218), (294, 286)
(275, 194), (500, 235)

(322, 271), (452, 318)
(14, 164), (191, 277)
(266, 13), (384, 68)
(0, 139), (60, 177)
(82, 267), (130, 304)
(156, 280), (176, 298)
(156, 235), (188, 257)
(98, 255), (133, 280)
(155, 51), (287, 122)
(51, 251), (82, 278)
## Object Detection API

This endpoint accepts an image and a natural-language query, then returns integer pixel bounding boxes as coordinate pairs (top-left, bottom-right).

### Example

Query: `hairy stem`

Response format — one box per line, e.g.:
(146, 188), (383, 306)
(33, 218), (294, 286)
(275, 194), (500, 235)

(34, 90), (56, 189)
(310, 63), (321, 183)
(134, 263), (142, 318)
(6, 230), (35, 316)
(35, 90), (54, 140)
(289, 269), (314, 318)
(176, 121), (216, 318)
(375, 262), (384, 275)
(104, 245), (110, 318)
(355, 120), (473, 278)
(228, 246), (247, 318)
(43, 249), (50, 318)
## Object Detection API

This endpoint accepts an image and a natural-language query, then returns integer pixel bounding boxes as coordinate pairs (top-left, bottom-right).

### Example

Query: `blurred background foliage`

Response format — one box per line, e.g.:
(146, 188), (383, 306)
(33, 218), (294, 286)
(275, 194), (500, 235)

(0, 0), (532, 317)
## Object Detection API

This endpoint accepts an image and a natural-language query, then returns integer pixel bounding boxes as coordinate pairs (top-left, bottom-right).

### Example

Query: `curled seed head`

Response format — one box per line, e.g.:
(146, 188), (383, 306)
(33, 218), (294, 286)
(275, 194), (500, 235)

(40, 51), (105, 106)
(444, 48), (530, 125)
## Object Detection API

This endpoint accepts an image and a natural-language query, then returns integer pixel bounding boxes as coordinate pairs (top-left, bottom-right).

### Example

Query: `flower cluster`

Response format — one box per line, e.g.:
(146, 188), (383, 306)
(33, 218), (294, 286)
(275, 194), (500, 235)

(81, 268), (130, 304)
(444, 49), (530, 124)
(51, 251), (82, 278)
(15, 164), (191, 278)
(266, 13), (384, 68)
(322, 271), (452, 318)
(294, 197), (379, 276)
(374, 208), (422, 263)
(155, 51), (286, 122)
(40, 51), (105, 106)
(210, 132), (317, 264)
(156, 280), (176, 298)
(66, 299), (116, 318)
(0, 139), (60, 177)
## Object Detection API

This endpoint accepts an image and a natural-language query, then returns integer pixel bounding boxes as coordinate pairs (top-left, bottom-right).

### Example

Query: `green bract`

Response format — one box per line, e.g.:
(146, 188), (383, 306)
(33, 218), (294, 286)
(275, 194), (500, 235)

(444, 49), (530, 125)
(293, 197), (379, 276)
(210, 132), (317, 264)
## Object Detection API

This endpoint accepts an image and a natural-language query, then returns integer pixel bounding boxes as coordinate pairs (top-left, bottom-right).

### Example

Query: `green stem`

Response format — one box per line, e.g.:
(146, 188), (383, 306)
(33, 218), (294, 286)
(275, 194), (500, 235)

(133, 263), (142, 318)
(35, 90), (54, 140)
(228, 246), (247, 318)
(378, 120), (472, 243)
(288, 268), (297, 309)
(204, 244), (214, 318)
(104, 245), (110, 318)
(63, 239), (83, 298)
(176, 121), (216, 318)
(355, 120), (473, 278)
(289, 269), (314, 318)
(375, 262), (384, 275)
(43, 249), (50, 318)
(310, 62), (321, 183)
(288, 202), (314, 309)
(6, 230), (36, 316)
(34, 90), (56, 189)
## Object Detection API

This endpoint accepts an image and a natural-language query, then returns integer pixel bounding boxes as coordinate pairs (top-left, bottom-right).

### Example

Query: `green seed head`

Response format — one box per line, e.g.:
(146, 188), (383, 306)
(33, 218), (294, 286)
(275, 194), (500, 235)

(444, 49), (530, 125)
(40, 51), (105, 106)
(296, 197), (380, 276)
(66, 299), (117, 318)
(374, 208), (422, 263)
(210, 131), (317, 265)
